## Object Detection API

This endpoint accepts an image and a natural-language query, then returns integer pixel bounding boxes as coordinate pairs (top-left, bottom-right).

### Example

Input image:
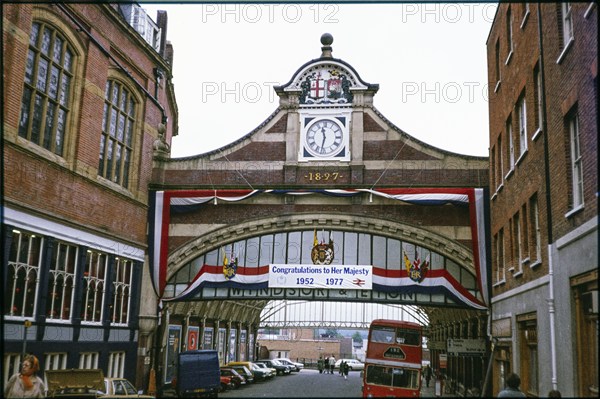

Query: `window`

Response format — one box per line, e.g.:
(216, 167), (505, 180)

(521, 204), (529, 262)
(99, 80), (136, 189)
(108, 352), (126, 378)
(507, 117), (515, 173)
(110, 258), (133, 325)
(517, 94), (528, 156)
(491, 147), (496, 190)
(533, 64), (543, 136)
(3, 354), (22, 386)
(561, 3), (574, 46)
(568, 114), (584, 210)
(5, 230), (43, 317)
(506, 7), (514, 63)
(521, 3), (530, 27)
(44, 352), (68, 371)
(495, 228), (505, 283)
(497, 135), (504, 184)
(79, 352), (99, 369)
(495, 39), (501, 89)
(529, 195), (542, 264)
(82, 250), (107, 323)
(514, 212), (523, 274)
(18, 21), (74, 156)
(47, 242), (77, 321)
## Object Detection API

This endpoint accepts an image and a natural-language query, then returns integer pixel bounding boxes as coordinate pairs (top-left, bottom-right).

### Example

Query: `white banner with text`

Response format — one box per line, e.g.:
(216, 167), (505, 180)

(268, 264), (372, 289)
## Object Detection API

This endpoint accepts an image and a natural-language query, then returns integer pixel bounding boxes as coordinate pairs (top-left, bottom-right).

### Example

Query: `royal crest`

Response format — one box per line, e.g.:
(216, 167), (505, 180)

(403, 251), (429, 283)
(223, 249), (238, 280)
(311, 229), (335, 265)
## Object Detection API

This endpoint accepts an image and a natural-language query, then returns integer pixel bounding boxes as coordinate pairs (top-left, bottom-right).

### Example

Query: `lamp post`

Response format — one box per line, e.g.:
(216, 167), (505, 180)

(22, 320), (31, 359)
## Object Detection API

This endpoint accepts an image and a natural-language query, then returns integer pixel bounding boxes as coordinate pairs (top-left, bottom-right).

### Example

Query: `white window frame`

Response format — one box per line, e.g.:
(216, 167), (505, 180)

(533, 66), (543, 140)
(531, 197), (542, 266)
(79, 352), (100, 369)
(515, 212), (523, 275)
(518, 95), (528, 157)
(505, 7), (514, 64)
(569, 114), (584, 210)
(108, 352), (126, 378)
(44, 352), (68, 371)
(562, 3), (574, 44)
(496, 229), (506, 284)
(110, 257), (133, 325)
(82, 250), (107, 324)
(3, 354), (22, 387)
(5, 230), (43, 319)
(507, 118), (515, 175)
(47, 241), (78, 321)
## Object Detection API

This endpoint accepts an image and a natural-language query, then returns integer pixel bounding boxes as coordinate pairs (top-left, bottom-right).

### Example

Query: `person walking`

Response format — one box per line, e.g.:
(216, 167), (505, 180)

(498, 373), (526, 398)
(324, 356), (330, 374)
(424, 365), (432, 388)
(328, 355), (336, 374)
(4, 354), (46, 398)
(317, 357), (324, 374)
(342, 361), (349, 380)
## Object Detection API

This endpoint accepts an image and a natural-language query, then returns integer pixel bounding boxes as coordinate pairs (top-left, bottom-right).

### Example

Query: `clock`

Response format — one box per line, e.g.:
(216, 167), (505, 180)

(304, 119), (344, 157)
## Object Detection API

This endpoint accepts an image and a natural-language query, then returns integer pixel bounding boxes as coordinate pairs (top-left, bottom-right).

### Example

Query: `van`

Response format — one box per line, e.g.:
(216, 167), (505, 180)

(177, 350), (220, 397)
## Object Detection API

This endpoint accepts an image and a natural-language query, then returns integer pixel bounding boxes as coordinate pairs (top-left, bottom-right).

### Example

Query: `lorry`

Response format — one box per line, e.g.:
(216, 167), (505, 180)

(176, 350), (221, 398)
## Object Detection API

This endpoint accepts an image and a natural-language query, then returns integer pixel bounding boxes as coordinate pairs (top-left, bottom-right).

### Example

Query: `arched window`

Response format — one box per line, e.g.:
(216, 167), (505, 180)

(18, 21), (74, 156)
(99, 80), (136, 189)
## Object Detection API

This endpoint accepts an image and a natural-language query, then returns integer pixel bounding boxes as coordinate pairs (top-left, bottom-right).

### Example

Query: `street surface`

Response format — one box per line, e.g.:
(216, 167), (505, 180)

(220, 368), (362, 398)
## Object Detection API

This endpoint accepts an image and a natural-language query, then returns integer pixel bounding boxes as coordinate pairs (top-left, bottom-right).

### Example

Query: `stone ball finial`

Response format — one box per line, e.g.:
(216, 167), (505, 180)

(321, 33), (333, 46)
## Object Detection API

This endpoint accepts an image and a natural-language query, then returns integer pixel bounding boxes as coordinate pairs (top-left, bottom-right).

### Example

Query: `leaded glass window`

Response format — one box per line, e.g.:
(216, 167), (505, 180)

(19, 22), (73, 156)
(99, 80), (136, 188)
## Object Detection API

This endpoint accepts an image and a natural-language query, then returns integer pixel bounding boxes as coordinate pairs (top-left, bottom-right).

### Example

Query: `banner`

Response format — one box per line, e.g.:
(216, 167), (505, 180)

(268, 264), (372, 289)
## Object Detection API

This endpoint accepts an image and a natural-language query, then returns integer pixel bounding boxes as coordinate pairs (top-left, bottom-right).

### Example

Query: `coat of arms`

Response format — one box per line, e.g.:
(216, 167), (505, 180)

(403, 251), (429, 283)
(223, 248), (238, 280)
(311, 229), (335, 265)
(301, 69), (352, 105)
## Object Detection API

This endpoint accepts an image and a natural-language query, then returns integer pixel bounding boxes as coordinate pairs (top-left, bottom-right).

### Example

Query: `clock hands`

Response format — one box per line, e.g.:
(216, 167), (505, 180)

(320, 125), (327, 154)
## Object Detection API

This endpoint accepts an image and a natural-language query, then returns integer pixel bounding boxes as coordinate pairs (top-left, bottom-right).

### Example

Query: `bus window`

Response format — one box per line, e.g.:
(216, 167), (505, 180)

(371, 327), (395, 343)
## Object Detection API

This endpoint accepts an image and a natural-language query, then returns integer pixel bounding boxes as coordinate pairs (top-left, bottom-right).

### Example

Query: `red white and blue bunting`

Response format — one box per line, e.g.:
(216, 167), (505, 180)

(148, 188), (489, 309)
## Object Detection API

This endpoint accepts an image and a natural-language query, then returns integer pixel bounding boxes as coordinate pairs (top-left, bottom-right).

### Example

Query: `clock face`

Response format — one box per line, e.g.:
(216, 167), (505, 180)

(305, 119), (344, 157)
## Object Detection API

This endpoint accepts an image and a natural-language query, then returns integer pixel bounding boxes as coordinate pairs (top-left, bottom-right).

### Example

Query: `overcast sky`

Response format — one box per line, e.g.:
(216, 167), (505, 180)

(142, 2), (497, 158)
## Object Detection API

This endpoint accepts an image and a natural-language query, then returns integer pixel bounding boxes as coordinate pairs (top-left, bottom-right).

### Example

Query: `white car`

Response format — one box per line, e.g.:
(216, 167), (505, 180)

(273, 358), (304, 372)
(334, 358), (365, 371)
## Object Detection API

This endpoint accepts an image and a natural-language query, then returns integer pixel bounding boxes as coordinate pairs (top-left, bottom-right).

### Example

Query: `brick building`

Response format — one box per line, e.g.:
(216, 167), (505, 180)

(2, 3), (176, 390)
(486, 3), (597, 397)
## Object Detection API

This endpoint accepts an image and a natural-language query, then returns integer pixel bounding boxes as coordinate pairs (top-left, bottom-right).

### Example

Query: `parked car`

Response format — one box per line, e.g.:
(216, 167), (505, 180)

(45, 369), (154, 398)
(219, 367), (246, 389)
(256, 359), (292, 375)
(226, 361), (270, 382)
(334, 358), (365, 371)
(225, 364), (254, 384)
(219, 375), (233, 392)
(273, 358), (304, 372)
(254, 362), (276, 378)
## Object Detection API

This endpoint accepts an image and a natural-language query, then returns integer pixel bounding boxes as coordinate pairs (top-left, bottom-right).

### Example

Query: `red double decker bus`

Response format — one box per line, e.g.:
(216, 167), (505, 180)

(362, 319), (423, 398)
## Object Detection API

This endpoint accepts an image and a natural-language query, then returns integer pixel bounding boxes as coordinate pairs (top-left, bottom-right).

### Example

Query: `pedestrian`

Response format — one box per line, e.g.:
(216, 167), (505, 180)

(317, 357), (324, 374)
(424, 364), (432, 388)
(498, 373), (526, 398)
(4, 354), (46, 398)
(342, 361), (349, 380)
(324, 356), (330, 374)
(328, 355), (336, 374)
(339, 360), (343, 376)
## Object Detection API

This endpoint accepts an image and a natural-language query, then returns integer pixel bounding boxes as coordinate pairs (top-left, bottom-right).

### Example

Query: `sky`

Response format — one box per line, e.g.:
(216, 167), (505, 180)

(142, 2), (497, 158)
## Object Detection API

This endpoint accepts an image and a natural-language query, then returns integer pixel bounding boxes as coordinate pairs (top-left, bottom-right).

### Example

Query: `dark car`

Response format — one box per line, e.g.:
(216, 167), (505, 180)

(257, 359), (292, 375)
(226, 365), (254, 384)
(220, 367), (246, 389)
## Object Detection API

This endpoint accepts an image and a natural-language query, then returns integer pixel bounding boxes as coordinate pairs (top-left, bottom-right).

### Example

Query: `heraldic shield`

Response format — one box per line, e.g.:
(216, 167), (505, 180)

(311, 229), (334, 265)
(403, 251), (429, 283)
(223, 251), (238, 280)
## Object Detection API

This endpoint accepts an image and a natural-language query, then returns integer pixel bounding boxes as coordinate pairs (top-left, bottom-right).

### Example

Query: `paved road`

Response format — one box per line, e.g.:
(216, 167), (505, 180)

(219, 368), (363, 398)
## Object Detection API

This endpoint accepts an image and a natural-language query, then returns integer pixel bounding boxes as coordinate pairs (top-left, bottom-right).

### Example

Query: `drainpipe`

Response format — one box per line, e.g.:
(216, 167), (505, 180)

(537, 4), (558, 391)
